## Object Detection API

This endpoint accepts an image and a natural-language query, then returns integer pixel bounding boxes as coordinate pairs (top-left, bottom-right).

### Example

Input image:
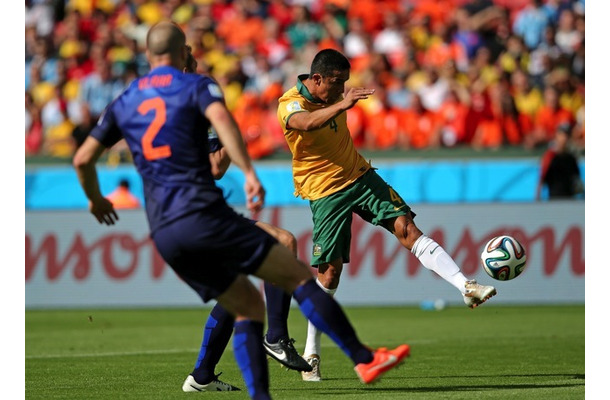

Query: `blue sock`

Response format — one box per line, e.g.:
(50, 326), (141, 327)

(192, 304), (234, 384)
(293, 279), (373, 365)
(233, 320), (270, 400)
(264, 282), (290, 343)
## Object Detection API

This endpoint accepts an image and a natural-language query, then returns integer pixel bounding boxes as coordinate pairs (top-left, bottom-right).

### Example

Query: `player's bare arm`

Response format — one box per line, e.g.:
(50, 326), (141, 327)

(205, 102), (265, 213)
(73, 136), (119, 225)
(288, 87), (374, 131)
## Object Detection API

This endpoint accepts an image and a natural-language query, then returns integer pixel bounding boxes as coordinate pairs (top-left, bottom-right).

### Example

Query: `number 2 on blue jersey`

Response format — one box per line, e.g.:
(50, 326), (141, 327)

(138, 97), (172, 160)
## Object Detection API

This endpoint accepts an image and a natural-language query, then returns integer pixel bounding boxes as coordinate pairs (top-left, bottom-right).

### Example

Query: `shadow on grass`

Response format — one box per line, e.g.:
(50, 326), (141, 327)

(274, 373), (585, 396)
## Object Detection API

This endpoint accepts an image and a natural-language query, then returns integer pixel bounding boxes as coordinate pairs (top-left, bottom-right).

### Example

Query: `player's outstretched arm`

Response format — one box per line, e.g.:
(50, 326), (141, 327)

(205, 102), (265, 213)
(288, 87), (374, 131)
(73, 136), (119, 225)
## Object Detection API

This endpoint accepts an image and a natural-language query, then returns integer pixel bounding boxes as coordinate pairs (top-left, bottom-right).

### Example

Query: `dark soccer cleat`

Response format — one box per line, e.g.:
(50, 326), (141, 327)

(182, 374), (241, 392)
(263, 337), (313, 372)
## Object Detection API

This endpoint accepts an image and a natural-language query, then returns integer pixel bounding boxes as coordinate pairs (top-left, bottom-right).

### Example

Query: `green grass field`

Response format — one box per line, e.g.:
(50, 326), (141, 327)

(25, 305), (584, 399)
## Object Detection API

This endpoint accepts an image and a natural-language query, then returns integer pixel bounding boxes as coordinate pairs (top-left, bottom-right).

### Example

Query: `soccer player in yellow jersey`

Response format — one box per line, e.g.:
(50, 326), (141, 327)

(277, 49), (498, 382)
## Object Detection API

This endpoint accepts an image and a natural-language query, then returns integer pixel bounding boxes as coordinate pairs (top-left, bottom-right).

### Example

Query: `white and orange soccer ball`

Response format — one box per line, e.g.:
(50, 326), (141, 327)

(480, 235), (527, 281)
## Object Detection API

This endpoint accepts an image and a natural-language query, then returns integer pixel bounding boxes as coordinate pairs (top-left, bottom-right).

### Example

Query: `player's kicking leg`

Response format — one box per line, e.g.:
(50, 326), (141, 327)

(256, 244), (411, 384)
(391, 215), (497, 308)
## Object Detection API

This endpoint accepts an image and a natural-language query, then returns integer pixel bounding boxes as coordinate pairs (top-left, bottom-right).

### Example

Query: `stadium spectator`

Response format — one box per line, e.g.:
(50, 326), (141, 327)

(364, 88), (402, 150)
(27, 62), (55, 109)
(242, 52), (283, 95)
(346, 0), (400, 35)
(260, 82), (289, 153)
(526, 25), (561, 88)
(510, 68), (543, 119)
(25, 91), (44, 156)
(528, 85), (574, 149)
(572, 102), (585, 152)
(512, 0), (551, 50)
(317, 3), (347, 51)
(267, 0), (293, 31)
(462, 73), (492, 145)
(385, 70), (413, 111)
(536, 123), (584, 200)
(400, 93), (441, 149)
(342, 17), (369, 61)
(215, 0), (265, 52)
(451, 7), (484, 64)
(554, 8), (582, 56)
(421, 21), (463, 71)
(551, 67), (583, 115)
(372, 11), (406, 68)
(25, 0), (55, 39)
(497, 35), (527, 76)
(79, 58), (125, 121)
(459, 0), (505, 61)
(42, 98), (75, 158)
(233, 91), (276, 160)
(417, 67), (451, 112)
(437, 86), (469, 147)
(285, 5), (324, 52)
(25, 35), (58, 90)
(106, 179), (141, 210)
(25, 0), (585, 158)
(470, 81), (522, 149)
(256, 18), (291, 67)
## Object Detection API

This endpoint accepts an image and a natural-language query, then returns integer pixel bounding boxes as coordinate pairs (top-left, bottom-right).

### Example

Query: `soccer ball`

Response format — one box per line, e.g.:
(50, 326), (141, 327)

(480, 235), (527, 281)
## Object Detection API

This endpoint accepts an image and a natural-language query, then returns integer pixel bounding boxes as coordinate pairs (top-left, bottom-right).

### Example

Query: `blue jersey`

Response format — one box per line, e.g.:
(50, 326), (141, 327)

(90, 66), (228, 233)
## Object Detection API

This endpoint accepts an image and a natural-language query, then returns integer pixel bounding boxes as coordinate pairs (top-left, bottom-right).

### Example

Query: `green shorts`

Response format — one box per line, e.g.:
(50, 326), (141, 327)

(309, 169), (413, 266)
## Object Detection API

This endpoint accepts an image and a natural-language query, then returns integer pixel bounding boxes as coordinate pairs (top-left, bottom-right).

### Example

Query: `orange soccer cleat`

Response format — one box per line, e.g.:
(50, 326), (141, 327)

(354, 344), (410, 384)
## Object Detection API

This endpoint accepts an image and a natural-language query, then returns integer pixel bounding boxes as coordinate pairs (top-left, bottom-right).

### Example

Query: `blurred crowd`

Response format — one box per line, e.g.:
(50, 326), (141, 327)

(25, 0), (585, 161)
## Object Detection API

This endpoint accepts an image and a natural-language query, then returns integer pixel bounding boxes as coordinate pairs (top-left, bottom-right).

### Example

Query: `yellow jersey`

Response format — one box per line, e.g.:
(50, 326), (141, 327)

(277, 75), (371, 200)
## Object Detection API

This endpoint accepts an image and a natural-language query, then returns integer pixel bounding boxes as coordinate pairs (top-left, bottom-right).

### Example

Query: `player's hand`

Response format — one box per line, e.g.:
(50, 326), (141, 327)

(244, 171), (265, 214)
(342, 87), (375, 109)
(89, 197), (119, 225)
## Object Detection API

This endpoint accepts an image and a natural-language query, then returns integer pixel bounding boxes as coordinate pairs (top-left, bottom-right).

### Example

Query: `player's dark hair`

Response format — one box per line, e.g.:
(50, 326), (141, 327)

(309, 49), (350, 78)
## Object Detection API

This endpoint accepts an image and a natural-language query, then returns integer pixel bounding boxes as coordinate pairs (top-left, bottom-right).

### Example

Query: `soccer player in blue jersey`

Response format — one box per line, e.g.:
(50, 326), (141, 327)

(185, 127), (311, 392)
(180, 46), (313, 392)
(73, 22), (409, 399)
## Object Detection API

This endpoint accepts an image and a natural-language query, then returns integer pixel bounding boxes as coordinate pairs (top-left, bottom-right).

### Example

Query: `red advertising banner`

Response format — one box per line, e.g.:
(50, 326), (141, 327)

(26, 202), (584, 308)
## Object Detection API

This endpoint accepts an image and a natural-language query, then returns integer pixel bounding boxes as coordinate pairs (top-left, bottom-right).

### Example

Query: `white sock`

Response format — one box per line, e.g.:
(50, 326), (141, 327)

(303, 278), (336, 357)
(411, 235), (468, 294)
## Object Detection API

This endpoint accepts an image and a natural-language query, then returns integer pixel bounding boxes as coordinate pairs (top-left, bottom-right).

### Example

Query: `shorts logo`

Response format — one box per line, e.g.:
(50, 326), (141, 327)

(313, 244), (322, 257)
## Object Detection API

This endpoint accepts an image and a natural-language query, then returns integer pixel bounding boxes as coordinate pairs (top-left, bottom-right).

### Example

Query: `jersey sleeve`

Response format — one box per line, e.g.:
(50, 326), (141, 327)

(196, 76), (226, 115)
(277, 95), (308, 130)
(89, 103), (123, 148)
